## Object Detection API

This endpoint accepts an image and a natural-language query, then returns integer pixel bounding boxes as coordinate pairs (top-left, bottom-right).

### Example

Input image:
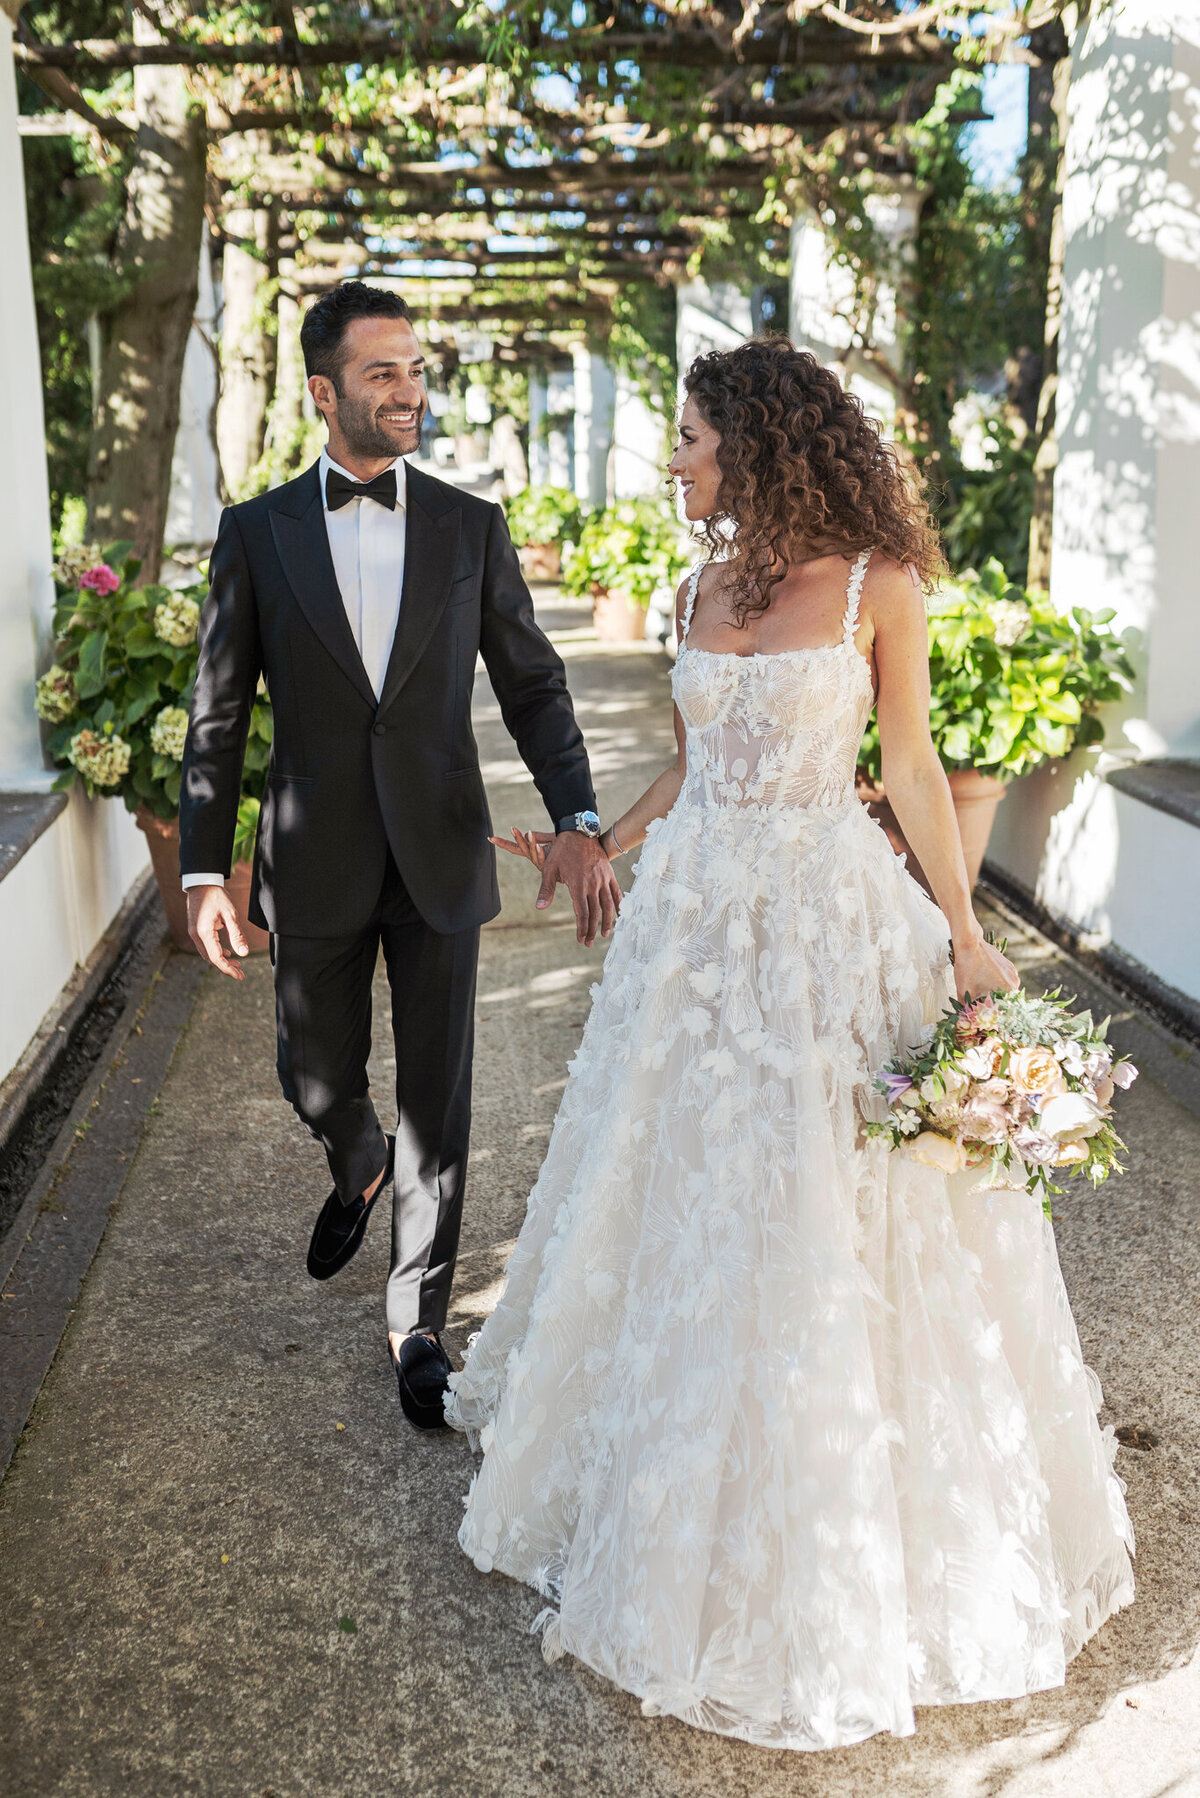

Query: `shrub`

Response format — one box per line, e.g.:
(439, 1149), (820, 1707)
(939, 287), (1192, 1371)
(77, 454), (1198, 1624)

(857, 559), (1133, 783)
(561, 499), (692, 608)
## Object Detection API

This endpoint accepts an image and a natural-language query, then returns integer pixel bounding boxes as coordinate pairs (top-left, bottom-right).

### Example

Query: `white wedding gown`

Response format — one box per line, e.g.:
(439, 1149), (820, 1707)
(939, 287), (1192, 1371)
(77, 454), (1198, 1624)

(445, 553), (1134, 1750)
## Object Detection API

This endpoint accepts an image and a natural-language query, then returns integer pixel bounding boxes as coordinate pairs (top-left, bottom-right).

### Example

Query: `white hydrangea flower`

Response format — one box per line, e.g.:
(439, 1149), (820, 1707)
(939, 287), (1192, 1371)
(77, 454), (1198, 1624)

(992, 599), (1032, 647)
(154, 594), (200, 648)
(150, 705), (189, 761)
(68, 727), (131, 789)
(35, 663), (78, 723)
(52, 543), (103, 587)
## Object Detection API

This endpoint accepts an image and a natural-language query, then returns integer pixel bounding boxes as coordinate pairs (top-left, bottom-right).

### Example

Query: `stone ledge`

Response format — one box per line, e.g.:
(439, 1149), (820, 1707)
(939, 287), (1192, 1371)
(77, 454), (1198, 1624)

(1106, 758), (1200, 831)
(0, 791), (67, 884)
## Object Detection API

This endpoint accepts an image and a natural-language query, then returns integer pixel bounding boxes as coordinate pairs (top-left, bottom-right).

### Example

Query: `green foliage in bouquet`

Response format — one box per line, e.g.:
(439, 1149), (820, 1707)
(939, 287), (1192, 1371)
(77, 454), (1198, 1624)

(38, 544), (272, 854)
(561, 499), (692, 608)
(857, 560), (1133, 784)
(866, 985), (1137, 1212)
(504, 484), (585, 550)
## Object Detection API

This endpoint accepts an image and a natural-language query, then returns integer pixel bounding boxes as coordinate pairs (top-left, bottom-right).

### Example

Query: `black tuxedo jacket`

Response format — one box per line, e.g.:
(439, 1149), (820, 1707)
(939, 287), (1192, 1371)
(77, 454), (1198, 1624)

(179, 461), (595, 937)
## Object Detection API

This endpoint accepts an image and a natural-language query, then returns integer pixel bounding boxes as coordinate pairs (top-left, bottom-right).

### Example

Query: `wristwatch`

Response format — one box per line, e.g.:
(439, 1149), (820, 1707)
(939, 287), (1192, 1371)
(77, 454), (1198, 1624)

(555, 809), (602, 838)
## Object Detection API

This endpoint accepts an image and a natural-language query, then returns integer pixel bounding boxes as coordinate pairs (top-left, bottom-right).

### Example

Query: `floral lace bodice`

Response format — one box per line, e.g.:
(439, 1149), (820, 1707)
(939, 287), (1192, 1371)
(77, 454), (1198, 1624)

(672, 551), (874, 813)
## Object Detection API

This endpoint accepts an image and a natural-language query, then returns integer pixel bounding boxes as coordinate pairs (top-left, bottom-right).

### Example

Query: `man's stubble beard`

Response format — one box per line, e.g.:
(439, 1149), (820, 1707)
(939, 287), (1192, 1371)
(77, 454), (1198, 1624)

(334, 387), (424, 459)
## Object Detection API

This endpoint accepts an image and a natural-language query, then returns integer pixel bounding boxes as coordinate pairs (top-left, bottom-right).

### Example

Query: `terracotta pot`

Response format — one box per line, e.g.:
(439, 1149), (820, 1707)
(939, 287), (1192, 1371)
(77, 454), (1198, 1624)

(518, 541), (562, 582)
(592, 589), (647, 643)
(855, 768), (1006, 896)
(135, 806), (270, 956)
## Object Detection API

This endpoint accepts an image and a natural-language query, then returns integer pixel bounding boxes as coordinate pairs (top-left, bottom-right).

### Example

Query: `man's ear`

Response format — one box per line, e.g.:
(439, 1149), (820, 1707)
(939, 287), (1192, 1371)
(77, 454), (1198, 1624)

(307, 373), (334, 421)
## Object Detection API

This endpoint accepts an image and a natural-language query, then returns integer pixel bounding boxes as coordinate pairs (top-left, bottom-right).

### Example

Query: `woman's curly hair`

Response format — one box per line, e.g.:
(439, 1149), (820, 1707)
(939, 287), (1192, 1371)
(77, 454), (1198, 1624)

(681, 336), (945, 626)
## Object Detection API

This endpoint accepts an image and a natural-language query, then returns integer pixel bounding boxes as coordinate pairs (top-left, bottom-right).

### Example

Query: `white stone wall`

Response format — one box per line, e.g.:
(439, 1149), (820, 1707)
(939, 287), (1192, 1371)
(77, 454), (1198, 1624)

(987, 1), (1200, 1003)
(0, 15), (149, 1091)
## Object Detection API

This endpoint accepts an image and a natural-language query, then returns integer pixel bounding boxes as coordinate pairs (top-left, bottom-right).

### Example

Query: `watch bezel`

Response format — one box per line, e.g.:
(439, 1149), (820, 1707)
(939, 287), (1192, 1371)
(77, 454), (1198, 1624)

(556, 809), (602, 838)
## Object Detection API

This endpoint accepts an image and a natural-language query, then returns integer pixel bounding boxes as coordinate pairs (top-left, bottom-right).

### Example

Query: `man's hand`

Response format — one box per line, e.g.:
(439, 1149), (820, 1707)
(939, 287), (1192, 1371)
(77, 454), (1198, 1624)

(187, 884), (250, 980)
(536, 831), (621, 947)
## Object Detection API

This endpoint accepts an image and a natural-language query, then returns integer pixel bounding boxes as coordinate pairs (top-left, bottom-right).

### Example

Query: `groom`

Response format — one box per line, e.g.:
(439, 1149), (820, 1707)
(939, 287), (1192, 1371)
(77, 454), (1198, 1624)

(179, 282), (620, 1430)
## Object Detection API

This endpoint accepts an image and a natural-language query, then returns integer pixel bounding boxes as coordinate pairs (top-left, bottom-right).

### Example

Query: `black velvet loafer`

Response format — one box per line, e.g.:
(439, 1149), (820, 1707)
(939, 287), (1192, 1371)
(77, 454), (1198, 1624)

(306, 1136), (394, 1281)
(391, 1331), (453, 1432)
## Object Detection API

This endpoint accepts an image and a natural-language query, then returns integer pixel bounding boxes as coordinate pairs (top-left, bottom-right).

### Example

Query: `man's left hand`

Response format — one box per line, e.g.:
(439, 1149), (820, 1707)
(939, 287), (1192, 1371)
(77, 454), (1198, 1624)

(536, 831), (622, 946)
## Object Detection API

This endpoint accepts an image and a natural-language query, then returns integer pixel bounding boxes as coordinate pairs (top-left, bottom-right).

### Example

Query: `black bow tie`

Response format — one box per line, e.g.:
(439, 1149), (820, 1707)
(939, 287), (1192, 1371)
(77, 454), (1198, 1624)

(325, 468), (397, 512)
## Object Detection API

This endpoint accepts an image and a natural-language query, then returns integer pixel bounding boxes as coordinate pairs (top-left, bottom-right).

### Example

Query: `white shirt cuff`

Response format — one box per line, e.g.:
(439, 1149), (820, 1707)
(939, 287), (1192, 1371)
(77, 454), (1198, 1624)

(181, 873), (225, 890)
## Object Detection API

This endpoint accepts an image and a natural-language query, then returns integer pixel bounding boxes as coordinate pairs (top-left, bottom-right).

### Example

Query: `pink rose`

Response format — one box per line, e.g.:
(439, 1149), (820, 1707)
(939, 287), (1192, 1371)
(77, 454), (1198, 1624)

(79, 563), (120, 595)
(1111, 1060), (1138, 1090)
(960, 1095), (1012, 1144)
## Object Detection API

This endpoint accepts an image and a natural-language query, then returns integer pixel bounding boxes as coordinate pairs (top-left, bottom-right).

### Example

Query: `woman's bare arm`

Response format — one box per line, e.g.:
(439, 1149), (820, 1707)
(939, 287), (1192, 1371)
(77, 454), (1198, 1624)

(870, 563), (1018, 999)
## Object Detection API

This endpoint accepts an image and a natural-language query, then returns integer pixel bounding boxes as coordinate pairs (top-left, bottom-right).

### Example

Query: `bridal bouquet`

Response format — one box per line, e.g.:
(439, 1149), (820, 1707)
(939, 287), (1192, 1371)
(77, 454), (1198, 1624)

(866, 986), (1137, 1205)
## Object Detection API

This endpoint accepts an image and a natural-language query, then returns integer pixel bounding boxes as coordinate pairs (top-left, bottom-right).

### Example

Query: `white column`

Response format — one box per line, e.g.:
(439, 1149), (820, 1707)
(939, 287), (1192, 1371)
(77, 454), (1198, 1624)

(528, 370), (549, 487)
(164, 225), (223, 566)
(987, 2), (1200, 1001)
(788, 177), (921, 433)
(545, 368), (574, 489)
(612, 370), (668, 500)
(676, 277), (752, 388)
(571, 344), (616, 508)
(0, 14), (56, 788)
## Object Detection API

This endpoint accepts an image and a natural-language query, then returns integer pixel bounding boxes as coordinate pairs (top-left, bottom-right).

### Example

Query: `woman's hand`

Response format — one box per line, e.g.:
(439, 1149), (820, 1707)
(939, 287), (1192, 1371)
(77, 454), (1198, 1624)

(490, 826), (555, 869)
(952, 934), (1020, 1002)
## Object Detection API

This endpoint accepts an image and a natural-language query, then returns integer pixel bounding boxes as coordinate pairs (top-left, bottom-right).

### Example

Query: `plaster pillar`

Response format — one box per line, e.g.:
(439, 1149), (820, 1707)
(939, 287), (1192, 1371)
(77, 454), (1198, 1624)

(571, 344), (615, 508)
(787, 177), (921, 433)
(0, 14), (56, 787)
(165, 226), (223, 564)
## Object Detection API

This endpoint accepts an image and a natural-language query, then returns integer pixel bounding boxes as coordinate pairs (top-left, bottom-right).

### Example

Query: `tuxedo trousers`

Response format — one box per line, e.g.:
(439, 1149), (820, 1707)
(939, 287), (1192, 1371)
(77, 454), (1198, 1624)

(271, 851), (479, 1336)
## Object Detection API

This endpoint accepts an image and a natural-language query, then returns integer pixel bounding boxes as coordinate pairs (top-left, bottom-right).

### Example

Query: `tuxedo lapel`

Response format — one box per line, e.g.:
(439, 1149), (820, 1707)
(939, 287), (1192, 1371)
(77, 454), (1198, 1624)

(376, 474), (462, 718)
(268, 466), (377, 711)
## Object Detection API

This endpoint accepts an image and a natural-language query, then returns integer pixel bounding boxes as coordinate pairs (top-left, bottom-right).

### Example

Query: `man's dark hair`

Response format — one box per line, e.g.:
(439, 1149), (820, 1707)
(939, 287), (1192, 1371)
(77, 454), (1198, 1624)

(300, 282), (414, 385)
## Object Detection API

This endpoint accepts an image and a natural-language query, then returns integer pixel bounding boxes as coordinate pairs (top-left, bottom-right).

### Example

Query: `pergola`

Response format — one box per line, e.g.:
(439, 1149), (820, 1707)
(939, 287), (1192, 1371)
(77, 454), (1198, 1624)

(12, 4), (1061, 356)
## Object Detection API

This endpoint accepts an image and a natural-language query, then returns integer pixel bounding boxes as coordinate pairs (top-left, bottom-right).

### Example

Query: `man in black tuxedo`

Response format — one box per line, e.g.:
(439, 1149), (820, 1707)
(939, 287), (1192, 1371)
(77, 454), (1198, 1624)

(180, 283), (621, 1429)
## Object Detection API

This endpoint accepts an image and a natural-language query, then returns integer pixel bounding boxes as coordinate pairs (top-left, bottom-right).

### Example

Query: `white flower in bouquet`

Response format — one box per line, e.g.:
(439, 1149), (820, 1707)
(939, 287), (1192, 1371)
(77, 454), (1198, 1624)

(35, 663), (78, 722)
(1053, 1140), (1090, 1167)
(960, 1037), (1003, 1079)
(68, 727), (131, 788)
(905, 1131), (970, 1173)
(150, 705), (189, 761)
(1037, 1090), (1106, 1142)
(154, 594), (200, 648)
(1008, 1046), (1067, 1097)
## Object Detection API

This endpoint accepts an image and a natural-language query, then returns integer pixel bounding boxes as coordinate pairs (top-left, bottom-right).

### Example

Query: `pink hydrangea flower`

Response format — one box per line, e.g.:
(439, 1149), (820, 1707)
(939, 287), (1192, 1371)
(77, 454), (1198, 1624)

(79, 563), (120, 595)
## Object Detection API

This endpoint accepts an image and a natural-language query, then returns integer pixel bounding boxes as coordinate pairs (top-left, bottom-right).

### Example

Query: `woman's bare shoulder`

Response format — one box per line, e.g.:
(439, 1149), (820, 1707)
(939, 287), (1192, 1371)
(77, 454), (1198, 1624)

(863, 553), (926, 624)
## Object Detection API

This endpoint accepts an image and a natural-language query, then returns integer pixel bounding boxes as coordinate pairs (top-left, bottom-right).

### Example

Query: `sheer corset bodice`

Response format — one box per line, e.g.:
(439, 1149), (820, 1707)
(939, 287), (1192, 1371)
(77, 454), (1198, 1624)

(673, 551), (873, 813)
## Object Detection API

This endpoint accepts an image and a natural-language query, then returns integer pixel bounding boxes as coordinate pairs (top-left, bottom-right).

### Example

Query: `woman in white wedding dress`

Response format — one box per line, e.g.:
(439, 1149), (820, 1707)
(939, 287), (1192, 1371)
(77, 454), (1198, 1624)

(444, 338), (1134, 1750)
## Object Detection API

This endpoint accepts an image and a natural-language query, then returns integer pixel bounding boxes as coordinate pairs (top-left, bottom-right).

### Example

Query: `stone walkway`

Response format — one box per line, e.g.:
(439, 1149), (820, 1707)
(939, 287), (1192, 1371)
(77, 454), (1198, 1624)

(1, 595), (1199, 1797)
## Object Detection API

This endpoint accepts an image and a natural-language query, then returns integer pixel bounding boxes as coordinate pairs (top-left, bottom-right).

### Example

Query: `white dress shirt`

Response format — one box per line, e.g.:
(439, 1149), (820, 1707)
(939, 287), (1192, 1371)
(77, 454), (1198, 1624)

(183, 450), (409, 890)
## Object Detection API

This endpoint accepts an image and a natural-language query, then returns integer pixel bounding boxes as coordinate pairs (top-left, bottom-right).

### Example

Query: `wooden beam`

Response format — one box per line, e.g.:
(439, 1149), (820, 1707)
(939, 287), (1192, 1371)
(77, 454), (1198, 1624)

(13, 24), (956, 73)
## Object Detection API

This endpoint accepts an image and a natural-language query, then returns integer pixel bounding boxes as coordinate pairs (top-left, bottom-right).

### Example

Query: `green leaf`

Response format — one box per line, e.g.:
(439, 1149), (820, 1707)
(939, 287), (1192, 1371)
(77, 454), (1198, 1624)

(75, 627), (108, 698)
(51, 767), (77, 791)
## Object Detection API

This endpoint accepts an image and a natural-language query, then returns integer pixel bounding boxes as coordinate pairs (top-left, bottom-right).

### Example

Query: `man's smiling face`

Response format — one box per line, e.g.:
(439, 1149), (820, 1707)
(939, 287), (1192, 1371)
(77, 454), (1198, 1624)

(310, 316), (427, 461)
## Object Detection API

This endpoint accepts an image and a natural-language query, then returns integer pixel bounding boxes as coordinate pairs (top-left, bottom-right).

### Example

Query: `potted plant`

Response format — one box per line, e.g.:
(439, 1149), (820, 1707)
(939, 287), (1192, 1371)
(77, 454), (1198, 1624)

(562, 499), (692, 642)
(37, 542), (273, 953)
(505, 484), (584, 581)
(856, 560), (1133, 891)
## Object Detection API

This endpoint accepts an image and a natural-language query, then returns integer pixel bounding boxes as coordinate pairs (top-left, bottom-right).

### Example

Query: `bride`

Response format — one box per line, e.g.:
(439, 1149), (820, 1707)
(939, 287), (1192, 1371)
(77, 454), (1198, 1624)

(444, 337), (1134, 1750)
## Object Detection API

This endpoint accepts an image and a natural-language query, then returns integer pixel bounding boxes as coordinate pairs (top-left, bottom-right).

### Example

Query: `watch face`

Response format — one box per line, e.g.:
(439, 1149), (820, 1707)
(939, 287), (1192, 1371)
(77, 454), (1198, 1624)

(578, 810), (601, 837)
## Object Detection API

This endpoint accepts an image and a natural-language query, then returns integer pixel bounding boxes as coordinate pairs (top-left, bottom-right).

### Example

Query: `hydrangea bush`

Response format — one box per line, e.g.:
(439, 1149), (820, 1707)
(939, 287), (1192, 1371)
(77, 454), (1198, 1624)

(38, 542), (272, 856)
(857, 560), (1133, 783)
